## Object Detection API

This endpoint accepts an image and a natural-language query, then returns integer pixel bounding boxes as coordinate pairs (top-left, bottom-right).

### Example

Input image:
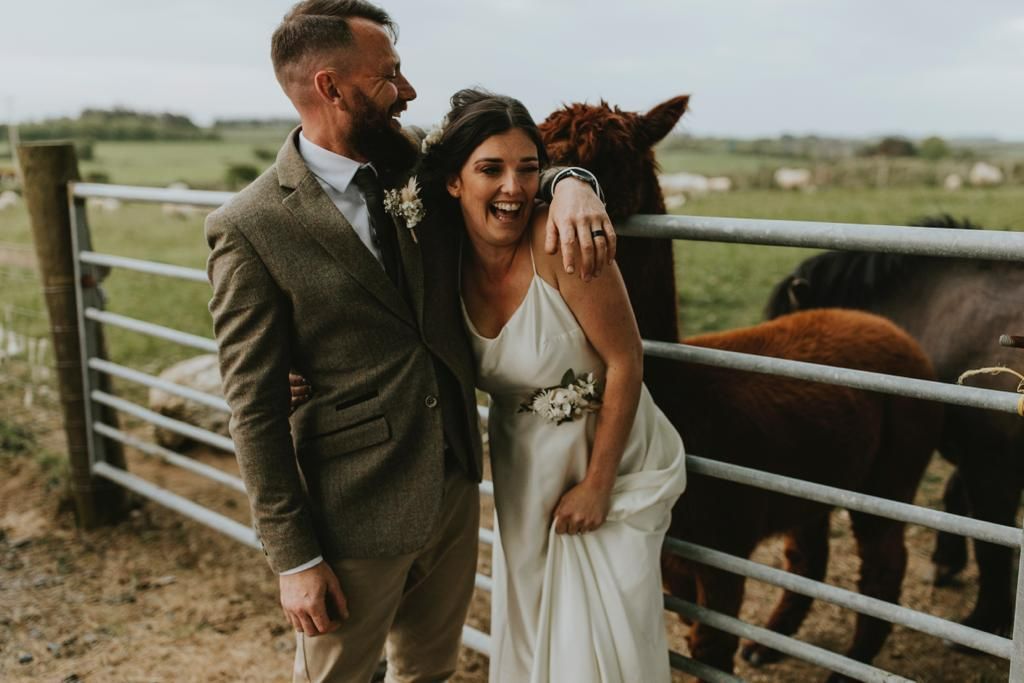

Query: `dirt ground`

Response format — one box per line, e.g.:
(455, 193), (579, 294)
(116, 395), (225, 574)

(0, 421), (1014, 682)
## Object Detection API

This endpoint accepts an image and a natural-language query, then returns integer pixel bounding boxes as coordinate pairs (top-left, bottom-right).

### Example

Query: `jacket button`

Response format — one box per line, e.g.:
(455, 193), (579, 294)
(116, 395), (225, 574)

(425, 395), (438, 408)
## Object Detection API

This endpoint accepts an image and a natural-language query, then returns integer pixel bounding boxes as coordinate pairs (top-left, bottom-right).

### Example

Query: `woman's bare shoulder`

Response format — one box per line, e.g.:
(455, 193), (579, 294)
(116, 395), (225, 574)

(530, 203), (576, 291)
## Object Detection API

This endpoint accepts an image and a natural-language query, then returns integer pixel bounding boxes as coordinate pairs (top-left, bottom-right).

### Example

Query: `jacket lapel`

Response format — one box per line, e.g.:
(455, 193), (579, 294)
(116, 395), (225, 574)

(392, 177), (426, 330)
(277, 129), (414, 326)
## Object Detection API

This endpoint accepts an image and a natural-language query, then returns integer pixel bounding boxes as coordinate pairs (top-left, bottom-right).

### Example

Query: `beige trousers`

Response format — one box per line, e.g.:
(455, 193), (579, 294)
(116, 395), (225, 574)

(293, 471), (480, 683)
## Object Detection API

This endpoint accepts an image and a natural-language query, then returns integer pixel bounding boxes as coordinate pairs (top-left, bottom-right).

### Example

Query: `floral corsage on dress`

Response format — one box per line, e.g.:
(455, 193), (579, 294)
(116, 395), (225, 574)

(518, 370), (604, 425)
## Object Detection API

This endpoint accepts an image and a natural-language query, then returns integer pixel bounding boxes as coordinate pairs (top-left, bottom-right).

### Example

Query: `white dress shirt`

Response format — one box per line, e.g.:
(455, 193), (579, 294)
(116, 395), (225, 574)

(280, 135), (385, 577)
(297, 131), (384, 266)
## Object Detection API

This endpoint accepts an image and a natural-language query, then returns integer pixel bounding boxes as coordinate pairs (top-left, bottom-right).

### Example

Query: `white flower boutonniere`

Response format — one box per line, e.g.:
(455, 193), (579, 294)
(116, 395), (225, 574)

(383, 176), (425, 243)
(518, 369), (604, 425)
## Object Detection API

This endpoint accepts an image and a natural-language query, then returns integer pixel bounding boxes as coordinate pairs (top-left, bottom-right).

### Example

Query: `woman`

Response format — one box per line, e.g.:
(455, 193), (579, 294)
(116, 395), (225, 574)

(293, 89), (686, 681)
(421, 89), (686, 683)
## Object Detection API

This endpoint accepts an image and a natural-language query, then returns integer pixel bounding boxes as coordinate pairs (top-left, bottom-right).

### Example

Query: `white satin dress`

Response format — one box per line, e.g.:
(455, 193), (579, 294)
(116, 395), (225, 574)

(462, 248), (687, 683)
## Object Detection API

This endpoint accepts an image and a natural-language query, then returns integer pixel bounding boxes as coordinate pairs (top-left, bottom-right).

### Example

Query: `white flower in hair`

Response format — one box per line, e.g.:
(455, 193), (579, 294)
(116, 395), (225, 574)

(420, 115), (449, 153)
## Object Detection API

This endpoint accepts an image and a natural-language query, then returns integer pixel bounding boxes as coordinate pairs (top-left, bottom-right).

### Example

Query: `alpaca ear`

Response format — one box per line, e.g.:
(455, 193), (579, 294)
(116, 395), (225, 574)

(641, 95), (690, 145)
(787, 276), (811, 310)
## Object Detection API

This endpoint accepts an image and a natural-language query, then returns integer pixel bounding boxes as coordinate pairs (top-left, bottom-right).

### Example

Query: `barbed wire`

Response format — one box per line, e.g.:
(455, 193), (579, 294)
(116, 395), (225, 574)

(0, 264), (61, 441)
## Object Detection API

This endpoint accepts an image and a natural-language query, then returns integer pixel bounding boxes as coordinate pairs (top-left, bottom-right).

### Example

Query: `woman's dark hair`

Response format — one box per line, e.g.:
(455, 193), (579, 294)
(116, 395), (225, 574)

(419, 88), (548, 228)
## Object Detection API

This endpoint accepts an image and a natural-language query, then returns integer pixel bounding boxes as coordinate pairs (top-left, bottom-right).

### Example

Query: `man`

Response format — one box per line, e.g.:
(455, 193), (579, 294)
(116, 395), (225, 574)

(206, 2), (616, 681)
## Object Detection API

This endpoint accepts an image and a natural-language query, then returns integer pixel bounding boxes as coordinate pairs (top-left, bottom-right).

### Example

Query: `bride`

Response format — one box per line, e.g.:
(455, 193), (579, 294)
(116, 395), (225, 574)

(418, 89), (687, 683)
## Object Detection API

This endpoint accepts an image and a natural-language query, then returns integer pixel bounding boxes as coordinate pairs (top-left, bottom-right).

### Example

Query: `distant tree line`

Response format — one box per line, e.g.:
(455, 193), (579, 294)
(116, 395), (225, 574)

(0, 108), (219, 142)
(213, 117), (299, 129)
(659, 134), (858, 161)
(660, 133), (972, 162)
(858, 135), (966, 160)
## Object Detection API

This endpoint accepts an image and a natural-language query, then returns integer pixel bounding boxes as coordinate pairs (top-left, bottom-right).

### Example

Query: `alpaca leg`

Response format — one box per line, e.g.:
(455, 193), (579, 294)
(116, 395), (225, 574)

(662, 552), (698, 626)
(931, 469), (968, 586)
(741, 516), (830, 667)
(959, 466), (1018, 637)
(686, 567), (746, 678)
(828, 512), (905, 682)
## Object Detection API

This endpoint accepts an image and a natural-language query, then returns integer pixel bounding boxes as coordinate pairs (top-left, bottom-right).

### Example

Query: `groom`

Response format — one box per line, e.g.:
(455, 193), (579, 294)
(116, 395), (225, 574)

(206, 1), (616, 681)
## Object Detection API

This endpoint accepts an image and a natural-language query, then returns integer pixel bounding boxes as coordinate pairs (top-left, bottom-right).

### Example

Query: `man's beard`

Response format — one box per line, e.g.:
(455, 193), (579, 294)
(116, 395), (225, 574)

(347, 90), (418, 175)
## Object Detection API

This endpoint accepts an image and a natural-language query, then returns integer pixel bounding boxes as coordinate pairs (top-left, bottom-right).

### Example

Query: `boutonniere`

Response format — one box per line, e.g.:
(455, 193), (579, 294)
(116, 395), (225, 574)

(383, 176), (425, 243)
(518, 369), (604, 425)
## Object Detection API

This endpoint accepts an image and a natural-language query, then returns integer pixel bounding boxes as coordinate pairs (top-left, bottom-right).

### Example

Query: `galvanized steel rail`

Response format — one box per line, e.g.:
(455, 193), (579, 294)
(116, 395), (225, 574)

(92, 461), (259, 548)
(89, 358), (230, 413)
(621, 214), (1024, 261)
(687, 455), (1021, 548)
(65, 183), (1024, 682)
(79, 250), (208, 283)
(73, 182), (234, 207)
(664, 596), (912, 683)
(665, 537), (1012, 659)
(84, 308), (219, 353)
(644, 339), (1024, 416)
(669, 651), (745, 683)
(90, 390), (235, 453)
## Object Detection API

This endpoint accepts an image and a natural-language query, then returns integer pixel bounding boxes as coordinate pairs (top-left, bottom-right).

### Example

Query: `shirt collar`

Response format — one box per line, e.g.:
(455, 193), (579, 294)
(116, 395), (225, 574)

(297, 131), (377, 193)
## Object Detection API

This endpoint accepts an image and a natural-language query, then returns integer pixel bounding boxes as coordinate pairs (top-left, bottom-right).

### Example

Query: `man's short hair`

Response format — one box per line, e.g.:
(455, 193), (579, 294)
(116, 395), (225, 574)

(271, 0), (397, 90)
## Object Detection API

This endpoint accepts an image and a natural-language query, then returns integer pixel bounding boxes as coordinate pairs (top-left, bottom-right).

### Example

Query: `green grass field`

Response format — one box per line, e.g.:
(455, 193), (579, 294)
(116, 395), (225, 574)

(655, 150), (797, 176)
(3, 138), (1024, 373)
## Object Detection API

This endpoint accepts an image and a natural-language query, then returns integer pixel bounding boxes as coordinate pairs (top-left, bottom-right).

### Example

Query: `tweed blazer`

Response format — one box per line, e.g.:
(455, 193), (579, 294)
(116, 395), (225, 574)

(206, 128), (483, 572)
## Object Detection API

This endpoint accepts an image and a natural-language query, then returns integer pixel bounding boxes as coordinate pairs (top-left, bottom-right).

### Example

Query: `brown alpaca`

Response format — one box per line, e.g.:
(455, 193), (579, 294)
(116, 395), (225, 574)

(540, 98), (942, 681)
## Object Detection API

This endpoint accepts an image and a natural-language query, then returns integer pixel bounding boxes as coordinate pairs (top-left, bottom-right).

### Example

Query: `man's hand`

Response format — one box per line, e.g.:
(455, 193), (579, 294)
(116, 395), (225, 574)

(289, 372), (313, 414)
(545, 178), (617, 281)
(280, 562), (349, 637)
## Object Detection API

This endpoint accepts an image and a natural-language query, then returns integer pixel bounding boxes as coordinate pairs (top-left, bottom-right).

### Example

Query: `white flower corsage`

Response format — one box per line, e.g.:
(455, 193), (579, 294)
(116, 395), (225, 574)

(518, 369), (604, 425)
(383, 176), (425, 242)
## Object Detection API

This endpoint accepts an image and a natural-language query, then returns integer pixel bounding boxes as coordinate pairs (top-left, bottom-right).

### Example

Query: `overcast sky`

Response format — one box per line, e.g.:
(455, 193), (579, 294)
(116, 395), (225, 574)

(4, 1), (1024, 139)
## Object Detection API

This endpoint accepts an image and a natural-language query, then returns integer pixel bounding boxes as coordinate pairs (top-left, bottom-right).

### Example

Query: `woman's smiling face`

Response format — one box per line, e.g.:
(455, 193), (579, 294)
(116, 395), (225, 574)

(447, 128), (541, 248)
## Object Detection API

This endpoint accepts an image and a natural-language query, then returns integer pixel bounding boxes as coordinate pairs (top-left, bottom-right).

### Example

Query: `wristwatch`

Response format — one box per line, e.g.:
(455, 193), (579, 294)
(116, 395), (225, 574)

(549, 167), (606, 204)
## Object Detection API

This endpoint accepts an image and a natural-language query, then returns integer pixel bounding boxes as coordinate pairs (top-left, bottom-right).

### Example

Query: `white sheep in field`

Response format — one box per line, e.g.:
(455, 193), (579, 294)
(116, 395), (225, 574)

(86, 197), (122, 212)
(658, 172), (709, 196)
(0, 190), (20, 211)
(943, 173), (963, 191)
(707, 176), (732, 192)
(664, 195), (687, 210)
(968, 162), (1004, 187)
(773, 167), (813, 190)
(162, 181), (207, 219)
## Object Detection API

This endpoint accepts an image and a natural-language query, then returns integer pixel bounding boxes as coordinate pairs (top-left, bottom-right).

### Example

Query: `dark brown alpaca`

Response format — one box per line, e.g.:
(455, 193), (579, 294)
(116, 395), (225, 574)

(540, 98), (942, 681)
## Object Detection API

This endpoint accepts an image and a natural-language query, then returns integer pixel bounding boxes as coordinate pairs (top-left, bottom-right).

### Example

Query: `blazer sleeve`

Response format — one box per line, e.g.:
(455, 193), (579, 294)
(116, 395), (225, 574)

(206, 212), (321, 573)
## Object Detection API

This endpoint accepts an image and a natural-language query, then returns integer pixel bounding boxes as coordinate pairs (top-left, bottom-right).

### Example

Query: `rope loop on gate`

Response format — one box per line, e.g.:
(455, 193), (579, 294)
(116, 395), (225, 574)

(957, 366), (1024, 417)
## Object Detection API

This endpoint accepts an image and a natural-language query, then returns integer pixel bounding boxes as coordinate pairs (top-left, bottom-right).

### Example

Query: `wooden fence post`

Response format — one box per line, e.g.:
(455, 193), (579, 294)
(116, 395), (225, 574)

(18, 141), (127, 528)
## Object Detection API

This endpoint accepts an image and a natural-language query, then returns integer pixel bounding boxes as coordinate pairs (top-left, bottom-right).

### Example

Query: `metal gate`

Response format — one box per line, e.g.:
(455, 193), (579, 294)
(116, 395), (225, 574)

(65, 181), (1024, 681)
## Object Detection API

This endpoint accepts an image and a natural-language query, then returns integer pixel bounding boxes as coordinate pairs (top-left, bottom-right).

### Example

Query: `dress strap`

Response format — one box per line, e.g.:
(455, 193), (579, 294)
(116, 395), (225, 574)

(526, 230), (538, 275)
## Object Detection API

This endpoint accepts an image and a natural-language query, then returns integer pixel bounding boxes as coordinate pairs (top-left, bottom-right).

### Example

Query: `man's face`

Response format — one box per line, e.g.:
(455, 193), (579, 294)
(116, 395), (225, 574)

(340, 19), (418, 170)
